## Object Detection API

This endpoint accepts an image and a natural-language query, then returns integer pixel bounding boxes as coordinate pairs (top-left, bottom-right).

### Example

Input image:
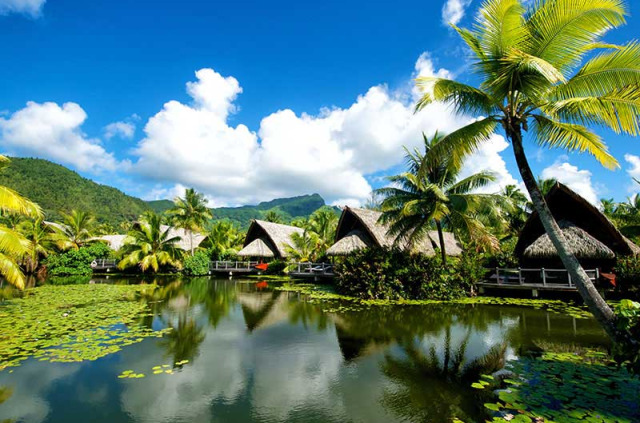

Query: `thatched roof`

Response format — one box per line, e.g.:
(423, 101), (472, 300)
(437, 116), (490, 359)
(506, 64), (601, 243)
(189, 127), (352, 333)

(242, 220), (304, 258)
(524, 221), (615, 259)
(160, 225), (207, 251)
(237, 238), (276, 258)
(328, 207), (463, 257)
(98, 234), (128, 251)
(515, 183), (640, 260)
(326, 230), (370, 256)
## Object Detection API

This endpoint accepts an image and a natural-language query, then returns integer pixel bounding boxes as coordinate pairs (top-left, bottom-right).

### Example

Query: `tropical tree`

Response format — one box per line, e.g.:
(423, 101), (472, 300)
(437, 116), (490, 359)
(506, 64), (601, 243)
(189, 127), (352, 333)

(307, 207), (339, 257)
(0, 156), (41, 289)
(414, 0), (640, 341)
(285, 229), (320, 262)
(502, 184), (530, 236)
(263, 209), (285, 224)
(200, 220), (244, 259)
(118, 212), (184, 272)
(538, 178), (559, 196)
(377, 132), (508, 262)
(18, 218), (58, 274)
(56, 210), (97, 250)
(169, 188), (212, 255)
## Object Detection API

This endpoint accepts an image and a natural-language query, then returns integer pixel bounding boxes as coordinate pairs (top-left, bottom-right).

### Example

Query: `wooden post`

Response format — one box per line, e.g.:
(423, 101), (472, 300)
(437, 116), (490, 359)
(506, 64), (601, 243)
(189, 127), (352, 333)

(567, 271), (572, 287)
(542, 268), (547, 286)
(518, 267), (523, 285)
(496, 267), (500, 284)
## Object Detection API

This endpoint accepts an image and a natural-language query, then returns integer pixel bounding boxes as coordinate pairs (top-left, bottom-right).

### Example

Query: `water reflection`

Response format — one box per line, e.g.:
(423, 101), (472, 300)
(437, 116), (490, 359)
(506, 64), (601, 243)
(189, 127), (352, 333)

(0, 276), (609, 423)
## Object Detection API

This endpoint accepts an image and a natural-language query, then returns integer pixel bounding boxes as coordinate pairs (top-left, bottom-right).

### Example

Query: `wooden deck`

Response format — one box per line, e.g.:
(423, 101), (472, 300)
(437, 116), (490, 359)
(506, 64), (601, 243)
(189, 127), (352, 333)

(210, 261), (260, 274)
(90, 259), (118, 272)
(289, 262), (335, 280)
(477, 267), (599, 296)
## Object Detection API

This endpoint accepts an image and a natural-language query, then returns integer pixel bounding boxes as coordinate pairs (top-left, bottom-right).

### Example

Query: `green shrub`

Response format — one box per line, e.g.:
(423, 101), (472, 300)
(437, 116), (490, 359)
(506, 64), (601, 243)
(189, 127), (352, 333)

(485, 237), (519, 268)
(614, 256), (640, 296)
(264, 260), (286, 275)
(183, 251), (211, 276)
(335, 247), (481, 301)
(45, 243), (112, 276)
(612, 299), (640, 374)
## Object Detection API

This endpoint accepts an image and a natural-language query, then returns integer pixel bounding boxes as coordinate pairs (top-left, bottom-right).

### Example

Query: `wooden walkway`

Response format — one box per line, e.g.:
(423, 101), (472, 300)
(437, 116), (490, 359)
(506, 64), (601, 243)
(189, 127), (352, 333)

(210, 261), (260, 275)
(478, 267), (599, 296)
(289, 262), (335, 280)
(90, 259), (118, 272)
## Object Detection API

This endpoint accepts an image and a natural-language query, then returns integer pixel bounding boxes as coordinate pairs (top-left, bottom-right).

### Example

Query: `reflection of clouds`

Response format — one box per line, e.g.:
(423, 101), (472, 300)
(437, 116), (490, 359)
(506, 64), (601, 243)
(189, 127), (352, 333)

(0, 360), (81, 423)
(119, 315), (246, 423)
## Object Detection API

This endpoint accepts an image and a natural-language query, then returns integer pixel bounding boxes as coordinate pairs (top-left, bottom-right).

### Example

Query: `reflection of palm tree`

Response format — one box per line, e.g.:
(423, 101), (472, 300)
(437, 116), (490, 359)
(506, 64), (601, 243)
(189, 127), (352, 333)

(286, 297), (328, 331)
(380, 329), (506, 422)
(161, 315), (205, 366)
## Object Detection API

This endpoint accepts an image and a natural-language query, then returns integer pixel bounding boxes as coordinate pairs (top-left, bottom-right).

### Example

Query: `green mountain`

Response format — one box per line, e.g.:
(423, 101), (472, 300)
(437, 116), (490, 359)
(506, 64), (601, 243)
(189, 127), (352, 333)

(0, 157), (333, 229)
(0, 157), (151, 226)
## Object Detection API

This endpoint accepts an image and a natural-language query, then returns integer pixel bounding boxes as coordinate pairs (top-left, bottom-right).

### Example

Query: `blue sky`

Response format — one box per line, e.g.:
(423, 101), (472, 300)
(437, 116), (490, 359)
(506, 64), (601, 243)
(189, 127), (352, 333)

(0, 0), (639, 207)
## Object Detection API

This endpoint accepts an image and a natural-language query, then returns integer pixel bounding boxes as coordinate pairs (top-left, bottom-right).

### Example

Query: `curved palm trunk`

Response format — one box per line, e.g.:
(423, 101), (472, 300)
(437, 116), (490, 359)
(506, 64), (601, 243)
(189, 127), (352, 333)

(510, 129), (620, 342)
(435, 219), (447, 264)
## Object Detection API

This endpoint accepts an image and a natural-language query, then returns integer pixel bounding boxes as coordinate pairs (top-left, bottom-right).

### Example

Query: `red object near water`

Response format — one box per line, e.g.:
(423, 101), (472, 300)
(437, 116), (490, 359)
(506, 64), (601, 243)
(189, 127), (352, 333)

(255, 263), (269, 271)
(256, 281), (268, 289)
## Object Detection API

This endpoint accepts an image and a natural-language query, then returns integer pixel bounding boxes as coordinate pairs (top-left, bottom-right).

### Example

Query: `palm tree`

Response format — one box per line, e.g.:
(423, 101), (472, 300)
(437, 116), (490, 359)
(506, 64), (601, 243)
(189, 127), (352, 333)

(414, 0), (640, 341)
(538, 178), (559, 196)
(263, 209), (285, 224)
(169, 188), (212, 255)
(56, 210), (97, 250)
(18, 218), (57, 274)
(502, 184), (530, 236)
(200, 220), (244, 259)
(118, 212), (183, 272)
(377, 132), (508, 262)
(307, 207), (339, 258)
(0, 156), (41, 289)
(285, 229), (320, 262)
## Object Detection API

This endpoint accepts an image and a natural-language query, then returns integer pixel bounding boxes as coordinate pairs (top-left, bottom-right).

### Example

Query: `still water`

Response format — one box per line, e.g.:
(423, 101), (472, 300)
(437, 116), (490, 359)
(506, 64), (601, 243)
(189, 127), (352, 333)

(0, 276), (608, 423)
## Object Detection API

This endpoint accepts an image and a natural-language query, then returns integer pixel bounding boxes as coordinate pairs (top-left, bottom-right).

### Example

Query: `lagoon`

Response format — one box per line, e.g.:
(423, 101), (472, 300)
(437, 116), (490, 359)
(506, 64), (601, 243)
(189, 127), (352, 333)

(0, 276), (620, 422)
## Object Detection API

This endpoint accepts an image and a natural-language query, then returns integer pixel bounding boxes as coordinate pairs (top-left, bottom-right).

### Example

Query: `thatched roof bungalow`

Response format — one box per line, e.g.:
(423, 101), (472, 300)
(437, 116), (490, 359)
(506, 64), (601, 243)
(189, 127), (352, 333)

(327, 207), (463, 257)
(98, 225), (207, 252)
(515, 183), (640, 270)
(237, 220), (304, 259)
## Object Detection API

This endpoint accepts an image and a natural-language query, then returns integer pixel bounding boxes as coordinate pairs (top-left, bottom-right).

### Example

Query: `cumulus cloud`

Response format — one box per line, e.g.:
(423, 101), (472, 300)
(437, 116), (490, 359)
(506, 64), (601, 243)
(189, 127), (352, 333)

(104, 121), (136, 140)
(131, 54), (520, 206)
(625, 154), (640, 190)
(0, 0), (46, 17)
(442, 0), (472, 25)
(0, 101), (120, 172)
(541, 160), (598, 204)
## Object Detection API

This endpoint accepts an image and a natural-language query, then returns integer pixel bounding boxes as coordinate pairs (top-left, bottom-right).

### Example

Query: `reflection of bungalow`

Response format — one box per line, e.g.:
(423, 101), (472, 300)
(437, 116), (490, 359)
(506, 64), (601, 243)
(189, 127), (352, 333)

(237, 220), (304, 259)
(515, 183), (640, 271)
(326, 207), (462, 257)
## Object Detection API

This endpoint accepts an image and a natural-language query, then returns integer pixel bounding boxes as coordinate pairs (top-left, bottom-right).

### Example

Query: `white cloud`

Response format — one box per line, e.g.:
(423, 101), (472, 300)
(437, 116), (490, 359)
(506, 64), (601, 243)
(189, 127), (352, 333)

(541, 160), (598, 204)
(442, 0), (472, 25)
(131, 55), (521, 206)
(0, 101), (121, 172)
(625, 154), (640, 190)
(0, 0), (46, 17)
(104, 121), (136, 140)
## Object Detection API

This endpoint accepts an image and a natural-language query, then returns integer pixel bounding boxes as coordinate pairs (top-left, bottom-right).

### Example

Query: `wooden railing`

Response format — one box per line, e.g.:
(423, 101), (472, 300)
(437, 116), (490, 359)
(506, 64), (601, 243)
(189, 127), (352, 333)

(290, 262), (334, 275)
(210, 261), (260, 271)
(90, 259), (117, 268)
(487, 267), (599, 287)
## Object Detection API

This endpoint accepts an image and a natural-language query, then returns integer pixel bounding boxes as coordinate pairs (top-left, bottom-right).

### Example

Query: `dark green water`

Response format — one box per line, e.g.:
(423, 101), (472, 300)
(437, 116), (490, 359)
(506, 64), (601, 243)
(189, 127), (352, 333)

(0, 276), (609, 423)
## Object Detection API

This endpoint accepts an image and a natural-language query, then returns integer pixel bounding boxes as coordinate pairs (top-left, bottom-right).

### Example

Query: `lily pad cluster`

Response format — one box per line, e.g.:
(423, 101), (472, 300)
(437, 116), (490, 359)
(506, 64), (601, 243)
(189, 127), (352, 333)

(118, 360), (190, 379)
(475, 350), (640, 422)
(0, 284), (171, 370)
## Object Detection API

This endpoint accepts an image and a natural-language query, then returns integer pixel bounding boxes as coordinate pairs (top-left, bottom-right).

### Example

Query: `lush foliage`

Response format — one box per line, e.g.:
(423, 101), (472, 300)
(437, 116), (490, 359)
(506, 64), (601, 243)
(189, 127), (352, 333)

(612, 299), (640, 374)
(0, 284), (170, 371)
(169, 188), (213, 255)
(335, 247), (481, 301)
(45, 242), (112, 276)
(602, 194), (640, 244)
(182, 250), (211, 276)
(118, 212), (184, 272)
(614, 256), (640, 297)
(55, 209), (98, 250)
(0, 157), (150, 226)
(286, 207), (339, 261)
(200, 220), (244, 260)
(264, 259), (287, 275)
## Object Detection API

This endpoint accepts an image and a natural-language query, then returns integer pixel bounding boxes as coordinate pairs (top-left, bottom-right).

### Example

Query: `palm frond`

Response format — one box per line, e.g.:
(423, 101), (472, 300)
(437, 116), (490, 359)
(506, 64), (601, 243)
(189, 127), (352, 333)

(531, 114), (618, 169)
(475, 0), (527, 56)
(415, 78), (496, 116)
(447, 171), (497, 194)
(0, 186), (41, 218)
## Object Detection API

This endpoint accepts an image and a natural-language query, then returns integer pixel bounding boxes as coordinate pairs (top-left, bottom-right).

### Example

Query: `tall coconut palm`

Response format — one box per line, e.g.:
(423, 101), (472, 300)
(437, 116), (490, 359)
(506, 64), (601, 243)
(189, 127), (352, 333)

(308, 207), (339, 257)
(414, 0), (640, 341)
(56, 210), (97, 250)
(0, 156), (41, 289)
(263, 209), (285, 224)
(169, 188), (212, 255)
(502, 184), (530, 235)
(285, 229), (320, 262)
(200, 220), (244, 259)
(18, 218), (58, 274)
(119, 212), (183, 272)
(377, 132), (508, 262)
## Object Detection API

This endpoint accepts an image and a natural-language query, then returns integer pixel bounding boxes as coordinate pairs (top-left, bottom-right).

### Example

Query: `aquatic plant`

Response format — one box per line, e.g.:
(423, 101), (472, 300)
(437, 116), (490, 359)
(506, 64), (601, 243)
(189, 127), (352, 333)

(0, 284), (171, 370)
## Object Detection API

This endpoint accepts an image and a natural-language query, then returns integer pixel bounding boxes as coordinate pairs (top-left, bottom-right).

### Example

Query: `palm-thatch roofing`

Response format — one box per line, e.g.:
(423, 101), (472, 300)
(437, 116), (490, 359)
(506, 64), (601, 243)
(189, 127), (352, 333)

(160, 225), (207, 252)
(515, 183), (640, 262)
(524, 221), (616, 259)
(237, 238), (276, 258)
(239, 220), (304, 258)
(327, 207), (463, 257)
(97, 234), (128, 251)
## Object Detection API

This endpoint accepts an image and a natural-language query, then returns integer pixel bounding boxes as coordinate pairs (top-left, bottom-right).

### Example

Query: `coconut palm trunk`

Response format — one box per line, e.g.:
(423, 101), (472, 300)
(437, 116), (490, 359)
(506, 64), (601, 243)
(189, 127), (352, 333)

(435, 219), (447, 264)
(510, 128), (618, 341)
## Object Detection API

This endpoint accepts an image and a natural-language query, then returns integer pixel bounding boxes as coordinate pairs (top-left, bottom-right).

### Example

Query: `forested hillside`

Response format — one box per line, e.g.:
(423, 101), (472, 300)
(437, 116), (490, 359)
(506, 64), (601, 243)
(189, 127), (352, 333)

(0, 157), (150, 225)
